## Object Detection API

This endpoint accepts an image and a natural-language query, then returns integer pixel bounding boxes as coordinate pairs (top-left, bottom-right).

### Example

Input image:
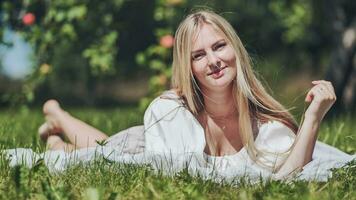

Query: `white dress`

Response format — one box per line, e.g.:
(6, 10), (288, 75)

(4, 91), (356, 183)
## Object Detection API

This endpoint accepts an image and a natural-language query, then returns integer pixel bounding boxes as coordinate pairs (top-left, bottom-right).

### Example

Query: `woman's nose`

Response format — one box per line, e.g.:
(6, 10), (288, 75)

(207, 52), (221, 70)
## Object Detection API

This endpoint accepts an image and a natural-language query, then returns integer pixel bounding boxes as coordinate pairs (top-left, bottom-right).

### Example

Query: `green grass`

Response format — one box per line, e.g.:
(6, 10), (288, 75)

(0, 107), (355, 200)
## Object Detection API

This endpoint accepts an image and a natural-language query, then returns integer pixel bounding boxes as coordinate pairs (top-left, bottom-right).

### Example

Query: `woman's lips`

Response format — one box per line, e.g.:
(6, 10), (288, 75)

(207, 66), (227, 76)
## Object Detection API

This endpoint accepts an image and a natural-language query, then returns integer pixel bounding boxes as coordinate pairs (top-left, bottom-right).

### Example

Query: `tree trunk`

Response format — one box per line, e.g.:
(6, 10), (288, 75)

(324, 1), (356, 116)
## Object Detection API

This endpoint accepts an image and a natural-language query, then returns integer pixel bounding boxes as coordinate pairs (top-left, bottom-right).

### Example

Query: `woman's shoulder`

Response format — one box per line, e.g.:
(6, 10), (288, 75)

(159, 89), (183, 101)
(254, 120), (296, 152)
(149, 89), (184, 105)
(144, 90), (186, 117)
(257, 120), (295, 138)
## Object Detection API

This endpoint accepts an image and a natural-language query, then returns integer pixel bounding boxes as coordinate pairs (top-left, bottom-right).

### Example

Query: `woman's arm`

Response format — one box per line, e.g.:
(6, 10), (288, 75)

(275, 80), (336, 178)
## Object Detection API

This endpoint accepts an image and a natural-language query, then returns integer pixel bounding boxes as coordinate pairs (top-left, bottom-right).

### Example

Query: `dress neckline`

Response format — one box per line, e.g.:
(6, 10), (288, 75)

(193, 108), (244, 158)
(159, 90), (257, 159)
(203, 147), (246, 159)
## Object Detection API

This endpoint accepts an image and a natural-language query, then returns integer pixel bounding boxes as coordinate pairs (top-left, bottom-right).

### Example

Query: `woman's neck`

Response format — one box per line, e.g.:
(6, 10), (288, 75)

(201, 87), (236, 117)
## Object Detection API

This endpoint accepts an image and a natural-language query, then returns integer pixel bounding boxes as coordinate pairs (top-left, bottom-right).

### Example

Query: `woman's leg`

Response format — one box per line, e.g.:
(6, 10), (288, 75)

(42, 100), (108, 149)
(46, 135), (75, 152)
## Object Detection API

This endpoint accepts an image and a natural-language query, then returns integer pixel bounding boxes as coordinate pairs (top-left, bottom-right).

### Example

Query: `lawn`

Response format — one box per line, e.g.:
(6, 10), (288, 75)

(0, 106), (355, 199)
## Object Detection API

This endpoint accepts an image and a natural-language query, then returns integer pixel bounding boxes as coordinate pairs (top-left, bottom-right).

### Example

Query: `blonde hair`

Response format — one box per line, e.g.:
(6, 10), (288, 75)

(171, 10), (298, 171)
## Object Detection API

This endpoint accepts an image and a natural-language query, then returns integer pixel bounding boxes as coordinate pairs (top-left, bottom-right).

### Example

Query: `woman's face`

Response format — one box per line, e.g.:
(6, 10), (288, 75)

(191, 24), (237, 92)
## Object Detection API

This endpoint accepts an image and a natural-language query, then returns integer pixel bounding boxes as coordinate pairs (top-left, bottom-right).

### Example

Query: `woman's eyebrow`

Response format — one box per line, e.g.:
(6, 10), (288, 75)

(212, 39), (226, 47)
(191, 49), (204, 55)
(191, 39), (226, 54)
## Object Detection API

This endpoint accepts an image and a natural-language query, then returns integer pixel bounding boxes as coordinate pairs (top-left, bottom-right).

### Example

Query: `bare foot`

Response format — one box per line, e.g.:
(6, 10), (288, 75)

(43, 99), (67, 126)
(39, 100), (66, 141)
(43, 99), (64, 118)
(47, 135), (75, 152)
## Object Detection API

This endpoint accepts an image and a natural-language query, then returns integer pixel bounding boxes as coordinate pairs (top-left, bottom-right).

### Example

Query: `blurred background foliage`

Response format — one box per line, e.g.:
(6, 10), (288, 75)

(0, 0), (355, 117)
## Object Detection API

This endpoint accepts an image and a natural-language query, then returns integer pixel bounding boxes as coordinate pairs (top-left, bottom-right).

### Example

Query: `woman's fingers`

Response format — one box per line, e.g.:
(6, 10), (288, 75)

(305, 89), (314, 102)
(312, 86), (324, 102)
(312, 80), (336, 101)
(317, 84), (332, 99)
(313, 81), (331, 95)
(305, 80), (337, 119)
(306, 80), (337, 103)
(312, 80), (335, 93)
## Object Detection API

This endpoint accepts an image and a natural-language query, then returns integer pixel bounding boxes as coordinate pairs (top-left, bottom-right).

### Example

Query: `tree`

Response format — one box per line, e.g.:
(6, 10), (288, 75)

(323, 0), (355, 114)
(0, 0), (156, 105)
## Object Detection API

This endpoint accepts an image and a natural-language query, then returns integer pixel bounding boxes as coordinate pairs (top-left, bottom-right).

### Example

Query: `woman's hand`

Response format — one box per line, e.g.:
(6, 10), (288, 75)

(304, 80), (337, 121)
(277, 80), (336, 178)
(276, 80), (337, 178)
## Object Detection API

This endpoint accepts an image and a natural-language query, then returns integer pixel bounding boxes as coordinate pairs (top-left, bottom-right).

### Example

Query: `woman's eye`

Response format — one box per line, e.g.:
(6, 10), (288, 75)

(214, 43), (226, 51)
(192, 53), (204, 61)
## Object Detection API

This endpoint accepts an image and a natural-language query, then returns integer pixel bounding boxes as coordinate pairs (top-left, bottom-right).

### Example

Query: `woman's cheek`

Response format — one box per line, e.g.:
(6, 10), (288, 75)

(217, 47), (235, 62)
(192, 63), (204, 78)
(193, 60), (206, 74)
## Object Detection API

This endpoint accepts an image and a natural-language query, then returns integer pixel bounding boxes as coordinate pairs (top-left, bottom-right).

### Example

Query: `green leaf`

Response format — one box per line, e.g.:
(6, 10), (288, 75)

(60, 23), (76, 39)
(67, 5), (87, 21)
(54, 11), (66, 22)
(149, 59), (165, 71)
(135, 52), (146, 65)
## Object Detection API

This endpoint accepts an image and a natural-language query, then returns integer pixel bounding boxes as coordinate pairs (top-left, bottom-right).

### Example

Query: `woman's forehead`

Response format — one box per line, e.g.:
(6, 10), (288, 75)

(191, 24), (225, 51)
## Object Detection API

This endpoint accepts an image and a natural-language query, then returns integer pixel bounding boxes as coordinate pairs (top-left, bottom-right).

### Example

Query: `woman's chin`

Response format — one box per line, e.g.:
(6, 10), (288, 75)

(205, 78), (234, 91)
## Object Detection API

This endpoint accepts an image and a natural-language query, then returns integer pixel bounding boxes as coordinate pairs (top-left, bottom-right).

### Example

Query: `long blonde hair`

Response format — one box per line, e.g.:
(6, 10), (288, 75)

(171, 10), (298, 170)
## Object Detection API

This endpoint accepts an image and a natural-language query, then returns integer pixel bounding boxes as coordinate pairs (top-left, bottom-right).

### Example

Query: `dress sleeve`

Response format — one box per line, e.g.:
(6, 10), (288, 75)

(253, 121), (356, 181)
(254, 120), (296, 168)
(143, 91), (205, 154)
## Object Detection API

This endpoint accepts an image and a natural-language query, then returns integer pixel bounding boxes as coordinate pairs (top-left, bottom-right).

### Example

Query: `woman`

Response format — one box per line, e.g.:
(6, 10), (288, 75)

(8, 10), (354, 181)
